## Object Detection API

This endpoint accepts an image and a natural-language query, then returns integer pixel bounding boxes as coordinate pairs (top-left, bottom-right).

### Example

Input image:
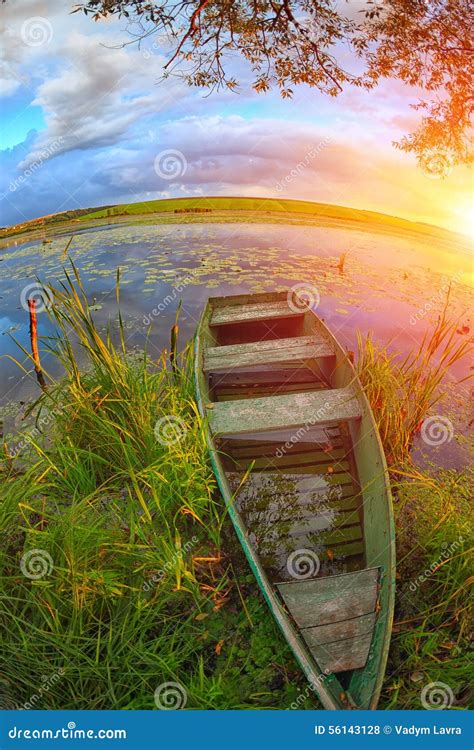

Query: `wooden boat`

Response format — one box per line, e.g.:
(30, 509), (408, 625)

(194, 291), (395, 710)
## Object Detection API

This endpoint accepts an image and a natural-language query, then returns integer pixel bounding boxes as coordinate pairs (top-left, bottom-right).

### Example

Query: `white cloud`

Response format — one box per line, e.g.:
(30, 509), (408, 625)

(1, 0), (186, 168)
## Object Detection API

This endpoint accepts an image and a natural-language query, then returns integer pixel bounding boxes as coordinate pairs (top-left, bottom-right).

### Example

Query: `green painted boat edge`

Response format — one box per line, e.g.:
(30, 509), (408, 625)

(193, 291), (396, 710)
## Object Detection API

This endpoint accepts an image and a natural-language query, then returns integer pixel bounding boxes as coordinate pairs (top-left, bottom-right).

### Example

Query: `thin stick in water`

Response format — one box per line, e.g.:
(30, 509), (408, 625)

(28, 298), (47, 391)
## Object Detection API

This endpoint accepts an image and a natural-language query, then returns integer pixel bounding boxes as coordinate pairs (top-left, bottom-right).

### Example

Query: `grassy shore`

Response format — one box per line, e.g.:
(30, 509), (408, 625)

(0, 270), (472, 710)
(2, 197), (467, 251)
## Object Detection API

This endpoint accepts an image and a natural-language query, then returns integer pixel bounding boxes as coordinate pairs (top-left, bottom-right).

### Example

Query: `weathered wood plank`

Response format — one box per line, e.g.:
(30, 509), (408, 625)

(230, 452), (351, 473)
(276, 568), (379, 628)
(210, 301), (303, 326)
(269, 467), (353, 480)
(325, 540), (365, 559)
(242, 506), (361, 531)
(207, 334), (332, 358)
(308, 632), (373, 673)
(316, 524), (363, 546)
(208, 386), (362, 436)
(215, 382), (327, 400)
(273, 510), (362, 537)
(227, 444), (347, 461)
(218, 425), (342, 444)
(290, 521), (361, 540)
(302, 612), (376, 646)
(226, 472), (356, 505)
(211, 368), (326, 385)
(205, 335), (334, 372)
(237, 488), (358, 513)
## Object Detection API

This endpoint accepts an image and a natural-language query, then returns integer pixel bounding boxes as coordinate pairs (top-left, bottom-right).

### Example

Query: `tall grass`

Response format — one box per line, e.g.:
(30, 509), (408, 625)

(0, 267), (310, 710)
(356, 293), (472, 467)
(355, 294), (472, 708)
(382, 468), (473, 709)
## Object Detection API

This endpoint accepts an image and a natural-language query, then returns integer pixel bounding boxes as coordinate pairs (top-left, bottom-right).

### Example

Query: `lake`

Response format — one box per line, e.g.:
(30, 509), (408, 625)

(0, 219), (471, 469)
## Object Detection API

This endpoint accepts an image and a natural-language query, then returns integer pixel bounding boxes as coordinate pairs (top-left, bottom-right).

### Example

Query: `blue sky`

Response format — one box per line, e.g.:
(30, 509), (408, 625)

(0, 0), (472, 234)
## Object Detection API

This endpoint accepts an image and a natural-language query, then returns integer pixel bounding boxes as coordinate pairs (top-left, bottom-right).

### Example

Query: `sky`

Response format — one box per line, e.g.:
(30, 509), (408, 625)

(0, 0), (472, 235)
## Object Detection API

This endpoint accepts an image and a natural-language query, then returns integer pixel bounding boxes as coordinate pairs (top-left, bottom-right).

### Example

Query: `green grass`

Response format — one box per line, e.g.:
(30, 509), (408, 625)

(356, 290), (472, 468)
(381, 468), (473, 709)
(356, 317), (473, 709)
(2, 196), (463, 242)
(0, 268), (471, 710)
(80, 196), (450, 236)
(0, 268), (311, 710)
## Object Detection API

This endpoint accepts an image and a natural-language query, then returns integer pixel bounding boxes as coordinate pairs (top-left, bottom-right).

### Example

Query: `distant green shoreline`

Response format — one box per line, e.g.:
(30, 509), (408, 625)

(1, 196), (468, 249)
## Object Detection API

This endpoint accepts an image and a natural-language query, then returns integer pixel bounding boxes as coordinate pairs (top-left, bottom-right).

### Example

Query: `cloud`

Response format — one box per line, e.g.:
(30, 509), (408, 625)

(2, 112), (468, 234)
(0, 1), (471, 233)
(1, 0), (186, 169)
(17, 33), (184, 168)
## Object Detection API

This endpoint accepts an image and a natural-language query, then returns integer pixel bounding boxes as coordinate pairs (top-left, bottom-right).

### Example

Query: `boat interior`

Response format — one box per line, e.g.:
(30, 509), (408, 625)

(199, 292), (388, 682)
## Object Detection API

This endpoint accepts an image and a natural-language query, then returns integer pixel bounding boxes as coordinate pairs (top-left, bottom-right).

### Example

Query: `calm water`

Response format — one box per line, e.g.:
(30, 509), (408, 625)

(0, 221), (471, 468)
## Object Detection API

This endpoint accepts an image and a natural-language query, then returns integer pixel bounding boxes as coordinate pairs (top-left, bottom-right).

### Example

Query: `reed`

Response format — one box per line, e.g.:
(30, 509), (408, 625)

(356, 296), (472, 467)
(0, 266), (309, 710)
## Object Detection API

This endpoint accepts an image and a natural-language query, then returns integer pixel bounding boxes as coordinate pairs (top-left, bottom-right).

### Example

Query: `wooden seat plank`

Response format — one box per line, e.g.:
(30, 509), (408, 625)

(308, 632), (373, 673)
(246, 511), (362, 544)
(238, 490), (358, 515)
(204, 335), (334, 372)
(210, 301), (303, 326)
(276, 568), (380, 629)
(207, 386), (362, 436)
(211, 368), (327, 385)
(302, 612), (376, 647)
(242, 507), (361, 533)
(215, 382), (328, 400)
(286, 512), (362, 537)
(218, 424), (342, 444)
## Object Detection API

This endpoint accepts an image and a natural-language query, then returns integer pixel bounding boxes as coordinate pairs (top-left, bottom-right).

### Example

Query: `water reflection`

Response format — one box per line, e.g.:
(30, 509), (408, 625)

(0, 221), (471, 468)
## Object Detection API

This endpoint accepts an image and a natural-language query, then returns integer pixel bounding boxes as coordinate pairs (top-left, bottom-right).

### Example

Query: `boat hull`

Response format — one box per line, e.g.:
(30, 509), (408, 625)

(194, 291), (395, 710)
